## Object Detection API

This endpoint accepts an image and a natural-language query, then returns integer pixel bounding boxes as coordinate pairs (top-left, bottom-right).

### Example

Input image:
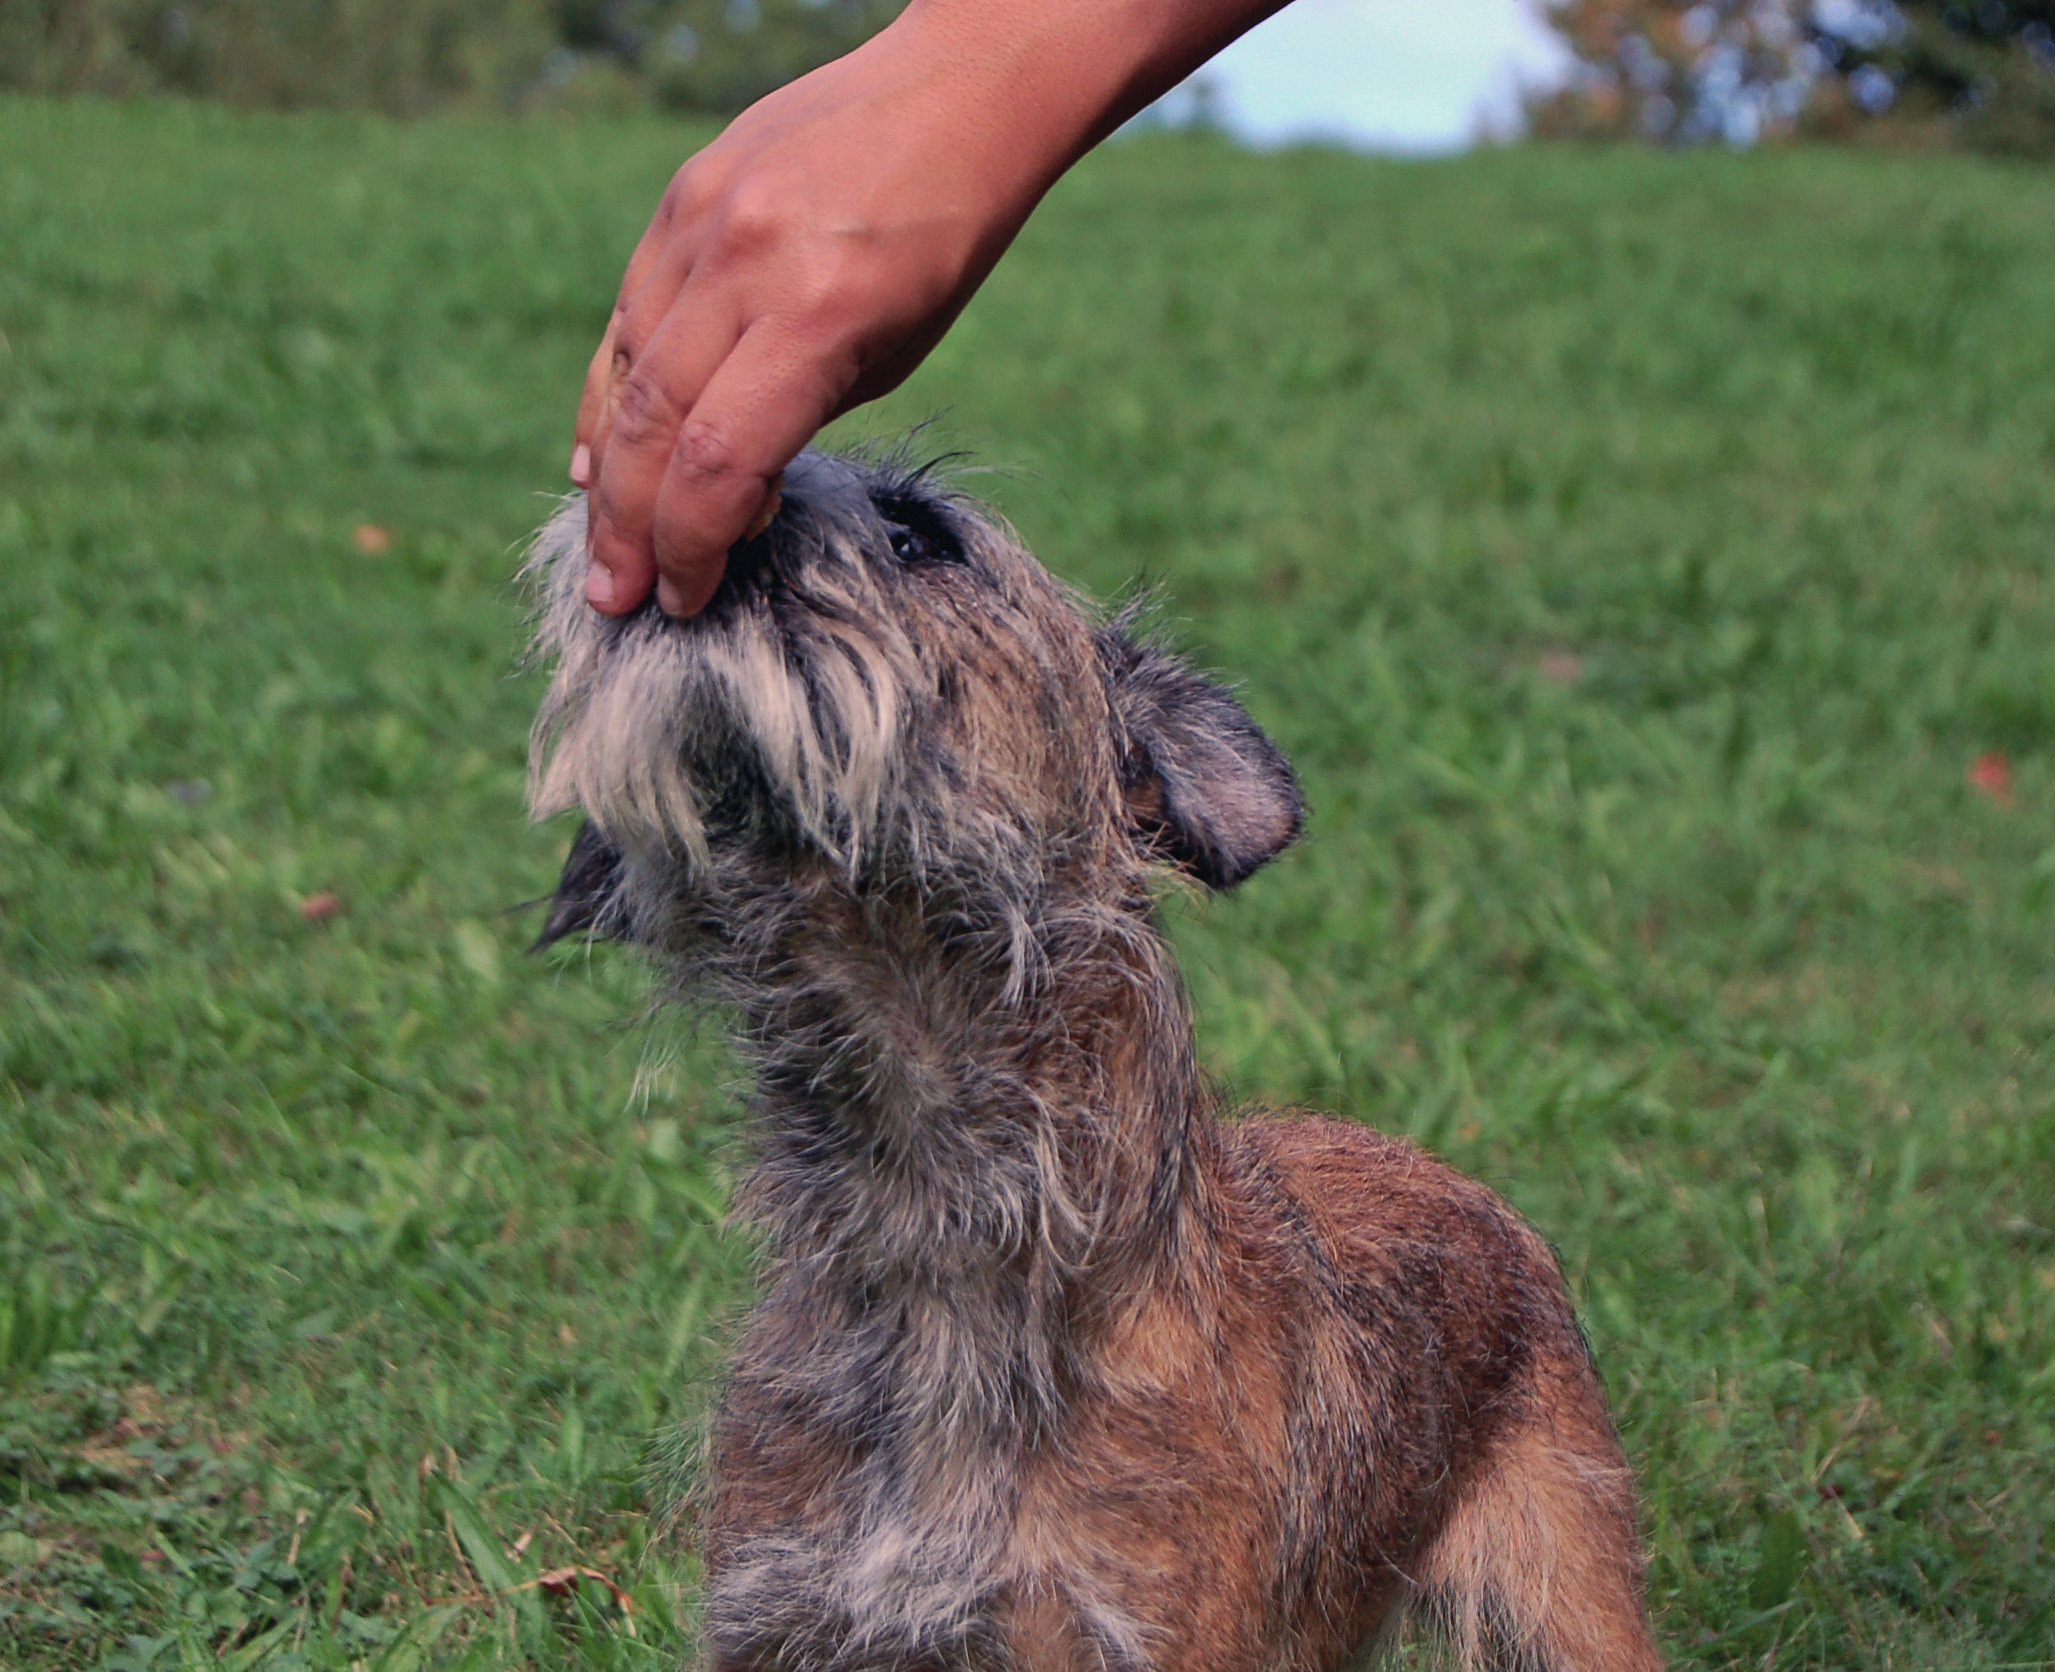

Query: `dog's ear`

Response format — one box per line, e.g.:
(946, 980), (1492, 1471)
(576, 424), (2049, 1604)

(532, 819), (631, 949)
(1098, 625), (1303, 889)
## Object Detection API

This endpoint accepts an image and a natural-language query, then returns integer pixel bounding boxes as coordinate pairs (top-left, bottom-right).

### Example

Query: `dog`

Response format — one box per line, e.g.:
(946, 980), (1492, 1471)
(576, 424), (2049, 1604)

(524, 449), (1664, 1672)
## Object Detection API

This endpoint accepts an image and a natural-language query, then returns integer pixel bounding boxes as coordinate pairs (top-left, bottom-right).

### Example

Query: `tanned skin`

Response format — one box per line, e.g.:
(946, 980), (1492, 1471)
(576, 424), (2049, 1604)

(571, 0), (1293, 618)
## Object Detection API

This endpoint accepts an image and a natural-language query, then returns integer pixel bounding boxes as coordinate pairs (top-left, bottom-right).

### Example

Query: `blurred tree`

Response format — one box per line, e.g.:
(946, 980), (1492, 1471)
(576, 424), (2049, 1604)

(0, 0), (908, 115)
(0, 0), (557, 110)
(1816, 0), (2055, 154)
(1529, 0), (1816, 144)
(1530, 0), (2055, 154)
(593, 0), (906, 116)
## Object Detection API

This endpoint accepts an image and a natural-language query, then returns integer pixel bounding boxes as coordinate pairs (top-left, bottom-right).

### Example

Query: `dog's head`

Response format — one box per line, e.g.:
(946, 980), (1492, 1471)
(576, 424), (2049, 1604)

(527, 449), (1301, 950)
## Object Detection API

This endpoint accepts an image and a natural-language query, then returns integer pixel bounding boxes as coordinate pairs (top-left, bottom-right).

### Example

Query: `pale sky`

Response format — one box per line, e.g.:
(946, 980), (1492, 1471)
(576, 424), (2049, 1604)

(1180, 0), (1572, 153)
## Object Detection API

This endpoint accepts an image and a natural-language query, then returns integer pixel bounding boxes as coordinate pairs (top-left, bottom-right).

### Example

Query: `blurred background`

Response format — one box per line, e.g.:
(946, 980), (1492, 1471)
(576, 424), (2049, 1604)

(4, 0), (2053, 154)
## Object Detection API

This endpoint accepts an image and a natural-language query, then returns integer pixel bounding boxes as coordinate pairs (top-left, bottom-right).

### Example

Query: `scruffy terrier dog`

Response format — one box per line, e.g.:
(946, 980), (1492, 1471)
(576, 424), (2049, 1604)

(525, 450), (1663, 1672)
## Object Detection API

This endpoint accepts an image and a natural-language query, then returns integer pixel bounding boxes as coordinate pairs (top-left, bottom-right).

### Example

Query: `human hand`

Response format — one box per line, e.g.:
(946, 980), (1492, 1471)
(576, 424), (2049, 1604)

(573, 0), (1288, 617)
(572, 8), (1052, 616)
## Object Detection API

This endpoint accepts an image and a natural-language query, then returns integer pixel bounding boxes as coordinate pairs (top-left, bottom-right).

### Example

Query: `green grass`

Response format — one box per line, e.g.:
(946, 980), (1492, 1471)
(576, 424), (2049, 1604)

(2, 94), (2053, 1670)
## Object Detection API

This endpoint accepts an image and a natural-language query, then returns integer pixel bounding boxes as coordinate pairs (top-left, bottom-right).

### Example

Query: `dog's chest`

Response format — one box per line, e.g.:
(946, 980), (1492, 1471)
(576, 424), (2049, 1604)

(697, 1285), (1031, 1669)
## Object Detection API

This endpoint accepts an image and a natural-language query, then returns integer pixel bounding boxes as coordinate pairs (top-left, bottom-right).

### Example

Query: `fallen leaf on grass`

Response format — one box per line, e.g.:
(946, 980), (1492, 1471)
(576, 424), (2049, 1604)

(299, 892), (342, 923)
(527, 1565), (635, 1613)
(352, 523), (393, 555)
(1969, 751), (2015, 806)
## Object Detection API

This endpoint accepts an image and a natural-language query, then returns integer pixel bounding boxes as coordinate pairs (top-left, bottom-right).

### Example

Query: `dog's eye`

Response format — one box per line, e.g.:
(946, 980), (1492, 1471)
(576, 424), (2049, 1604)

(888, 525), (933, 564)
(873, 487), (965, 567)
(884, 517), (962, 567)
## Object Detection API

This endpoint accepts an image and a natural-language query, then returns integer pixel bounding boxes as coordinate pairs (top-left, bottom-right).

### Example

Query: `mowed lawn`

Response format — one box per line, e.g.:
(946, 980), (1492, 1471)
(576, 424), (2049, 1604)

(3, 94), (2054, 1670)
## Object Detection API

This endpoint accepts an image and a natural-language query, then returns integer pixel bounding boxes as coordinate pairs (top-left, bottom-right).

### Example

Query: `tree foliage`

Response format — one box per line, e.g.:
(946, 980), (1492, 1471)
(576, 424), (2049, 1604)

(0, 0), (555, 110)
(562, 0), (904, 115)
(1531, 0), (1816, 144)
(0, 0), (907, 114)
(1835, 0), (2055, 153)
(1531, 0), (2055, 154)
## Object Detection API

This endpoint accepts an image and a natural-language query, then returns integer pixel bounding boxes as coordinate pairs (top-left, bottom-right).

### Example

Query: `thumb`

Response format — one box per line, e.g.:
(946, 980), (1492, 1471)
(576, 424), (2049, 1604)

(569, 314), (620, 487)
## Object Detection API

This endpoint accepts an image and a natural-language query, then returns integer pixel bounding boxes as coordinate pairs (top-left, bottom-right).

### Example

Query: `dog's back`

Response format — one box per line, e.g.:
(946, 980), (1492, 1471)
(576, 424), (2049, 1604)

(984, 1115), (1657, 1672)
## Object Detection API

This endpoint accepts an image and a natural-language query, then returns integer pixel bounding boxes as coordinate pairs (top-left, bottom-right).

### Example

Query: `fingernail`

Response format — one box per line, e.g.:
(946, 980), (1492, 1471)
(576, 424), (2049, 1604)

(586, 564), (618, 610)
(656, 575), (686, 616)
(570, 444), (591, 487)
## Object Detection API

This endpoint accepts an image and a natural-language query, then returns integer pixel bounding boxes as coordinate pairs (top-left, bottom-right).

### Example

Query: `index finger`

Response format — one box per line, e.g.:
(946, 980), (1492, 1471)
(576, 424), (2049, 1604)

(585, 302), (744, 613)
(570, 169), (708, 484)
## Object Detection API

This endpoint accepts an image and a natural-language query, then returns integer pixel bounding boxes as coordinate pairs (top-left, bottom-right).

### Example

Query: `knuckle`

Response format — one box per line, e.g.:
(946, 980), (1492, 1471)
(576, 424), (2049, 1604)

(611, 304), (658, 368)
(660, 158), (720, 227)
(674, 417), (742, 483)
(714, 180), (790, 253)
(674, 154), (723, 204)
(670, 156), (724, 221)
(587, 493), (647, 558)
(611, 312), (647, 367)
(611, 372), (680, 448)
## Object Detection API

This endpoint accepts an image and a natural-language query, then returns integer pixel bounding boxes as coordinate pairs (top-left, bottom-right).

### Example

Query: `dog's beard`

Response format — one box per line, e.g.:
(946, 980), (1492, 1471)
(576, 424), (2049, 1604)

(524, 497), (917, 872)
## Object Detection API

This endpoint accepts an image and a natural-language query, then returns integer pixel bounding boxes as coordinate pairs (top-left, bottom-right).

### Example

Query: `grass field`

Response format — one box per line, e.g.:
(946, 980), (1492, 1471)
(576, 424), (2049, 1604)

(3, 94), (2054, 1670)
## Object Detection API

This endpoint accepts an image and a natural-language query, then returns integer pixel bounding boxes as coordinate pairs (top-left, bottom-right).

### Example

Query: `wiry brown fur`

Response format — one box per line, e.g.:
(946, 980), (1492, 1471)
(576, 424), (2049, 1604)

(525, 448), (1664, 1672)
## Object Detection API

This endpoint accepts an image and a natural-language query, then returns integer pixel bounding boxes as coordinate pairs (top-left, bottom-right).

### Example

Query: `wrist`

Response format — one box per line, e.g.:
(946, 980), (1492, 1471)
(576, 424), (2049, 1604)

(882, 0), (1263, 186)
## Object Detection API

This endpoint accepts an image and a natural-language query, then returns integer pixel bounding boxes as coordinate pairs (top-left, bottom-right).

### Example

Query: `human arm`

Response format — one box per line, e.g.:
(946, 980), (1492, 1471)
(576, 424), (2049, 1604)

(573, 0), (1290, 616)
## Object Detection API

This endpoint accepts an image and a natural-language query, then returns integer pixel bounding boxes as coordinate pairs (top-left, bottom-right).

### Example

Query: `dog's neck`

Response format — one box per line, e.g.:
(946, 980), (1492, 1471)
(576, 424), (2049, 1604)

(722, 873), (1202, 1435)
(734, 875), (1201, 1266)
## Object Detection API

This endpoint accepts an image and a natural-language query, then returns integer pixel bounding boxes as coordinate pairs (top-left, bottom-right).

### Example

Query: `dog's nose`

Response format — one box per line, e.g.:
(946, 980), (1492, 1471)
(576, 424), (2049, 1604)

(725, 528), (777, 591)
(703, 525), (790, 614)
